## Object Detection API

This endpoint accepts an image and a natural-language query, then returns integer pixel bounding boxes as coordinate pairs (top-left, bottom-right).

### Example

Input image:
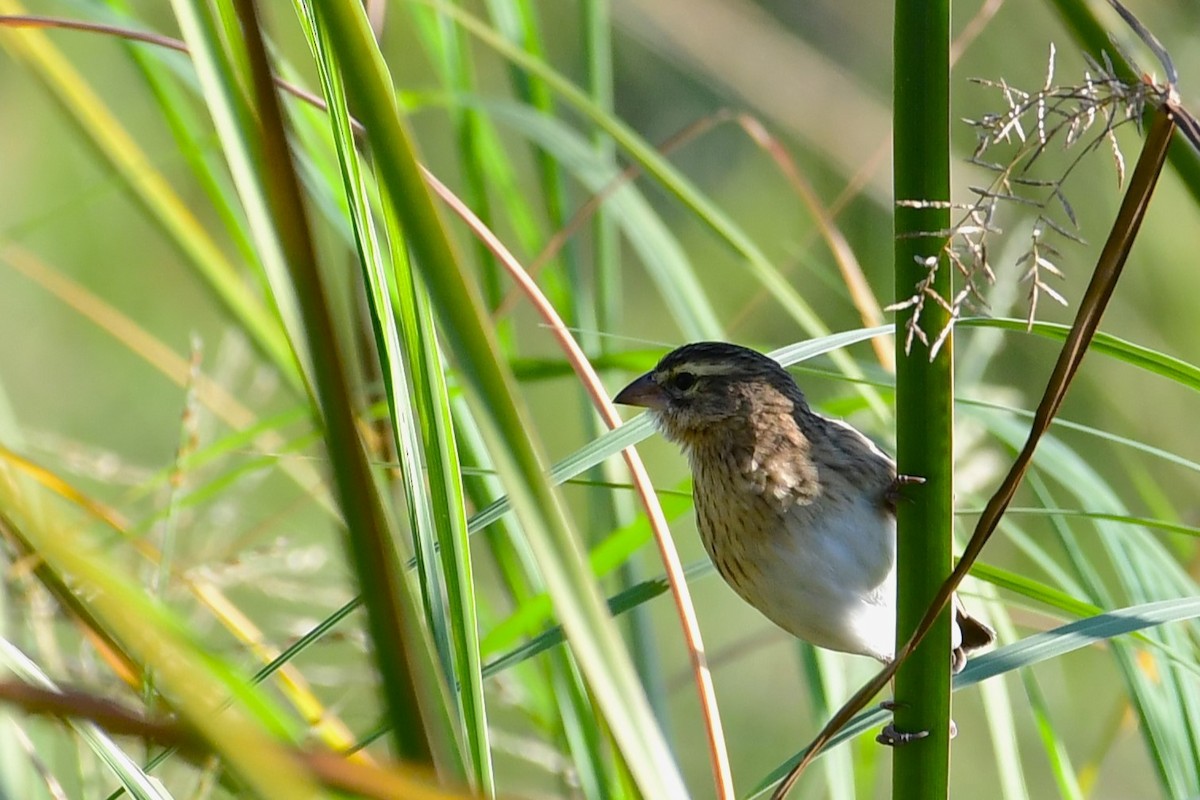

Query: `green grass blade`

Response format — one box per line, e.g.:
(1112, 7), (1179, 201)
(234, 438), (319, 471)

(1019, 667), (1084, 800)
(961, 317), (1200, 391)
(407, 269), (493, 791)
(311, 5), (687, 796)
(974, 584), (1029, 800)
(452, 394), (619, 800)
(167, 0), (311, 389)
(295, 0), (471, 778)
(175, 0), (442, 763)
(989, 412), (1200, 795)
(0, 4), (298, 389)
(413, 0), (888, 416)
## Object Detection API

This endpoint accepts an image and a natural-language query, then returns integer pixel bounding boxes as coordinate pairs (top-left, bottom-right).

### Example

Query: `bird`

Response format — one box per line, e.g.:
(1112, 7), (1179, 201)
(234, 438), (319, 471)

(614, 341), (994, 676)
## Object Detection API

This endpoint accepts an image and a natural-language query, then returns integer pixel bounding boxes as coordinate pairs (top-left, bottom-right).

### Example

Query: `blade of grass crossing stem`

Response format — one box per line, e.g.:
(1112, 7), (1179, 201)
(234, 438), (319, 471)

(480, 539), (1138, 691)
(1023, 459), (1191, 794)
(476, 475), (1193, 685)
(431, 545), (1113, 689)
(311, 5), (688, 797)
(197, 0), (439, 763)
(892, 2), (954, 797)
(748, 598), (1200, 800)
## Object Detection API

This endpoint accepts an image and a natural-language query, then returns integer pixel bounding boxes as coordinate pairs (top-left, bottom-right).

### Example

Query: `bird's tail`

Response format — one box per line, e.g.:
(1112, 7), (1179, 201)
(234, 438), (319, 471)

(951, 598), (996, 674)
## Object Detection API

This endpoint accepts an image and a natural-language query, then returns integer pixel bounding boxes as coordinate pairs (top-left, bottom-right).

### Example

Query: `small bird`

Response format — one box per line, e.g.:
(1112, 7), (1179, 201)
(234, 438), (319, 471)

(614, 341), (993, 674)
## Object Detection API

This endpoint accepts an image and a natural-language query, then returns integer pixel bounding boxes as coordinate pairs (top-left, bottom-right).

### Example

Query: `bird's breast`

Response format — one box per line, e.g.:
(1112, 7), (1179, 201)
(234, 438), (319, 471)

(689, 450), (897, 660)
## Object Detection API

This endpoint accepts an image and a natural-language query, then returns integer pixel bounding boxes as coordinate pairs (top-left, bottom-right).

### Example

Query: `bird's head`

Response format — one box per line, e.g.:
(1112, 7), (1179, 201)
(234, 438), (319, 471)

(614, 342), (806, 446)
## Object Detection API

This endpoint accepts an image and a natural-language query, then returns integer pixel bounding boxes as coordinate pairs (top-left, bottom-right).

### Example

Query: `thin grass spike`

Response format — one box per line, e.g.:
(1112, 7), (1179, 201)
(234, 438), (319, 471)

(895, 47), (1171, 352)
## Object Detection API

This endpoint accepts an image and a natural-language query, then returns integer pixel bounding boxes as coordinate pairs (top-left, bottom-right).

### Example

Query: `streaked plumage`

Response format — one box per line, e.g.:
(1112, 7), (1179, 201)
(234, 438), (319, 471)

(615, 342), (992, 670)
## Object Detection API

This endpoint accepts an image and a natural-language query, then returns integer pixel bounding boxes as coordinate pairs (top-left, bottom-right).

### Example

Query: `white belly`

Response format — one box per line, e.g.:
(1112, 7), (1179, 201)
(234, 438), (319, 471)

(722, 494), (898, 662)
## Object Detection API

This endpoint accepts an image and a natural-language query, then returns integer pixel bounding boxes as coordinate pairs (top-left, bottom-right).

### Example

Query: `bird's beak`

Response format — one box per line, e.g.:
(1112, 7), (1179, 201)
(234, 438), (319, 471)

(614, 372), (666, 410)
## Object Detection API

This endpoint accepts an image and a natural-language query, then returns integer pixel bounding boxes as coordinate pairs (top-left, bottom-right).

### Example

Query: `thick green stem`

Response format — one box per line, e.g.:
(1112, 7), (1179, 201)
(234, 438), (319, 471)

(893, 0), (953, 797)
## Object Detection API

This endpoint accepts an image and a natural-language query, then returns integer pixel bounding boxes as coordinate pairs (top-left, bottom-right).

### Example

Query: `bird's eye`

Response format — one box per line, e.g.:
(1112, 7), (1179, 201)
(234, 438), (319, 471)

(669, 371), (697, 391)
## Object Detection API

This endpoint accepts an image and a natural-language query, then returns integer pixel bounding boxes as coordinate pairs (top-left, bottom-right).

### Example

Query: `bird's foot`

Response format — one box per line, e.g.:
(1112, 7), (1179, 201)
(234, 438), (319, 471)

(885, 474), (926, 510)
(876, 700), (956, 745)
(877, 724), (928, 747)
(877, 700), (925, 746)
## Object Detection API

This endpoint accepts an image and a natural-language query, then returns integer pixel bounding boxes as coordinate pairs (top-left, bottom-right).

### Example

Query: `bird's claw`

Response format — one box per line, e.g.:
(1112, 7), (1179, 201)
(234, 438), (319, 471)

(877, 724), (929, 747)
(876, 700), (957, 745)
(885, 474), (926, 509)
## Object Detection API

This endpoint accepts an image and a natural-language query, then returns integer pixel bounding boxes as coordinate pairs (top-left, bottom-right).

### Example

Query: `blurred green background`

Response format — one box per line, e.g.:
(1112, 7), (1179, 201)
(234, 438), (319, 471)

(2, 1), (1199, 798)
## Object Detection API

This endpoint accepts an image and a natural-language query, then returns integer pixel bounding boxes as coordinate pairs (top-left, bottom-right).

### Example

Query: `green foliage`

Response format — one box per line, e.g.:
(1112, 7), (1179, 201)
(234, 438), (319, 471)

(0, 1), (1198, 798)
